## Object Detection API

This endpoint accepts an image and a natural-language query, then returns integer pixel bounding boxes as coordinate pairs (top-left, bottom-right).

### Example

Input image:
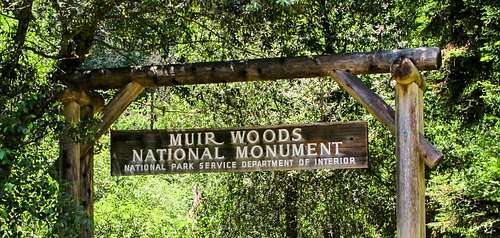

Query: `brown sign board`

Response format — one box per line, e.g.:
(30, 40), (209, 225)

(111, 121), (368, 176)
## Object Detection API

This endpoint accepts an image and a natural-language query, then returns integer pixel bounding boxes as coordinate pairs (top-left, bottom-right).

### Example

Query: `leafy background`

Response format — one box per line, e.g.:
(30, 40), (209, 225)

(0, 0), (498, 237)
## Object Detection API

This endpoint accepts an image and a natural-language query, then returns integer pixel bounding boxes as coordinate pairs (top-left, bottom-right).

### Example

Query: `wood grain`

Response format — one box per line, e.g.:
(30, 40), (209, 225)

(60, 90), (81, 225)
(111, 122), (368, 176)
(81, 81), (144, 160)
(67, 47), (441, 90)
(80, 105), (94, 238)
(394, 59), (426, 238)
(329, 70), (442, 168)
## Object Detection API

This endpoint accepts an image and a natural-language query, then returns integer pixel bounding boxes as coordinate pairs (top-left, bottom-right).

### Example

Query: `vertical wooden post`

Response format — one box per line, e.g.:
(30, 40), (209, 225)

(79, 92), (104, 238)
(392, 58), (426, 238)
(80, 105), (94, 238)
(60, 89), (82, 234)
(77, 82), (142, 236)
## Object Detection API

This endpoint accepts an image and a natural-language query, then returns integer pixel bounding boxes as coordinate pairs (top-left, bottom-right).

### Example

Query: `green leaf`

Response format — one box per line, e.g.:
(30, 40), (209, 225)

(480, 54), (493, 62)
(0, 149), (5, 161)
(4, 182), (14, 192)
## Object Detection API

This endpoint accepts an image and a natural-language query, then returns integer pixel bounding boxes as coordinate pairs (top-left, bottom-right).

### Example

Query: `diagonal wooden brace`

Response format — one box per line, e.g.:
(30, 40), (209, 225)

(80, 81), (145, 160)
(328, 70), (443, 168)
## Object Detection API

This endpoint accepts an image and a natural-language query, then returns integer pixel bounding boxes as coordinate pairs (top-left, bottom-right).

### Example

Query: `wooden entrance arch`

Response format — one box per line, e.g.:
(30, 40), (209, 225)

(61, 47), (443, 237)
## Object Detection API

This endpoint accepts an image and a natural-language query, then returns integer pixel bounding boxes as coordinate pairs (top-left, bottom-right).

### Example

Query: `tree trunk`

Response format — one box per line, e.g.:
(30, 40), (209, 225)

(285, 176), (298, 238)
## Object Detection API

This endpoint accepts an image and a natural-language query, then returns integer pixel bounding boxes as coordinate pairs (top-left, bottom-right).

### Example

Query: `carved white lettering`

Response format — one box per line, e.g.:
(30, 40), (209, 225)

(292, 144), (304, 157)
(184, 133), (195, 146)
(206, 132), (224, 145)
(201, 147), (213, 160)
(174, 148), (186, 160)
(291, 128), (302, 142)
(214, 147), (224, 160)
(320, 143), (331, 156)
(279, 144), (290, 157)
(307, 143), (317, 156)
(156, 149), (167, 162)
(278, 129), (290, 142)
(250, 145), (263, 158)
(331, 142), (342, 155)
(132, 149), (143, 163)
(263, 129), (276, 143)
(170, 134), (182, 146)
(266, 144), (277, 158)
(230, 131), (246, 144)
(236, 146), (248, 159)
(188, 148), (199, 160)
(247, 130), (259, 144)
(145, 149), (156, 163)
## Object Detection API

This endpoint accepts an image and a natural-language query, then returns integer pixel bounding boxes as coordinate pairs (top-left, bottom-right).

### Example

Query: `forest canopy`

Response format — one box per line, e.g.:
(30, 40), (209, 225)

(0, 0), (498, 237)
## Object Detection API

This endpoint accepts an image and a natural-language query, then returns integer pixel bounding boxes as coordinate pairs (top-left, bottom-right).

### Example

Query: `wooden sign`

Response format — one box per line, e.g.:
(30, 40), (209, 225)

(111, 121), (368, 176)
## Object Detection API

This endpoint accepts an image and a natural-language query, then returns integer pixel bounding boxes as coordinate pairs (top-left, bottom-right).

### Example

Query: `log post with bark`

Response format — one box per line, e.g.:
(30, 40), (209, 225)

(79, 92), (104, 238)
(392, 58), (426, 237)
(59, 89), (82, 235)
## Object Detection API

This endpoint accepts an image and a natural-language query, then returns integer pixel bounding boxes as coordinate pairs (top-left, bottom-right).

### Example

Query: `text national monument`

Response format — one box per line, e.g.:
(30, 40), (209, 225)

(111, 121), (368, 176)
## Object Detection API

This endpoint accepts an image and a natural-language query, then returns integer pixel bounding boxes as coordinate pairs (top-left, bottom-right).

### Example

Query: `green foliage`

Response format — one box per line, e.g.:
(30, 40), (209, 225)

(427, 118), (499, 237)
(0, 141), (60, 237)
(415, 1), (500, 236)
(94, 175), (194, 237)
(0, 0), (498, 237)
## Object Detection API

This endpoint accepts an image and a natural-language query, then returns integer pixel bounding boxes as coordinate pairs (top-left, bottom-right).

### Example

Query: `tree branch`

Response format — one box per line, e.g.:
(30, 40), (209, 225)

(24, 46), (59, 59)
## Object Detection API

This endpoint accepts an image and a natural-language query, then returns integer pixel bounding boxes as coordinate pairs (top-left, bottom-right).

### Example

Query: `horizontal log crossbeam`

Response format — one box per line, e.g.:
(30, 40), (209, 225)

(67, 47), (441, 90)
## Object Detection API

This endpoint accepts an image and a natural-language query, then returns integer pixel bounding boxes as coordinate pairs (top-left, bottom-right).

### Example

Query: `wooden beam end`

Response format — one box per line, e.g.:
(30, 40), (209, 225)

(419, 136), (444, 168)
(391, 58), (425, 89)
